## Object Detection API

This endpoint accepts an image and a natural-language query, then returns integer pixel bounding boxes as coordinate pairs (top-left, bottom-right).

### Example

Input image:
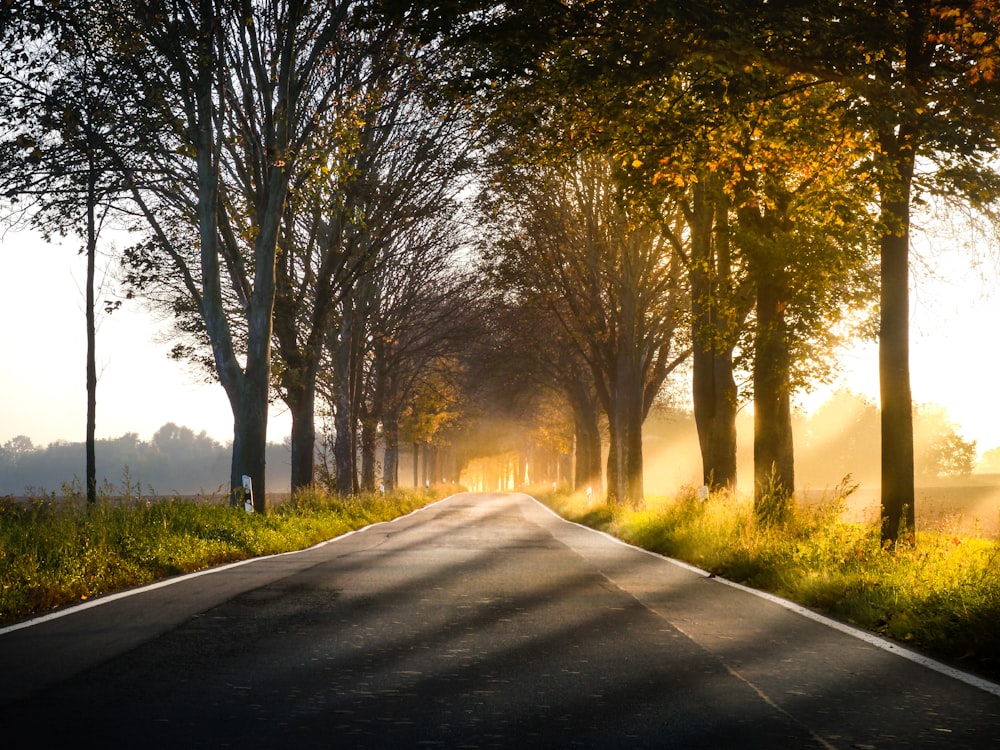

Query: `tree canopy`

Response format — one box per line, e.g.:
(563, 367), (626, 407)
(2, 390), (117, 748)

(3, 1), (999, 535)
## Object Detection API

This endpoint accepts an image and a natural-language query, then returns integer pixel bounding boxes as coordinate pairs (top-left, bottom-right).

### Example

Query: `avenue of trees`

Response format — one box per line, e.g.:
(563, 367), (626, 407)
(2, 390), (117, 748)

(2, 1), (479, 511)
(408, 0), (1000, 542)
(3, 1), (1000, 544)
(0, 397), (977, 498)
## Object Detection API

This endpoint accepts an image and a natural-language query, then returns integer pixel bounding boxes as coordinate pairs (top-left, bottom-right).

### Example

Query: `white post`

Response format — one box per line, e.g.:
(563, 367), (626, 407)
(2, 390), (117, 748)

(242, 475), (254, 514)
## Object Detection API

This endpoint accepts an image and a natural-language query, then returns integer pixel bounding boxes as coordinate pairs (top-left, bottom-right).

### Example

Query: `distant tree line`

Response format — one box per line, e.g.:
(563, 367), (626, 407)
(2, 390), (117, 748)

(792, 393), (978, 486)
(0, 424), (289, 498)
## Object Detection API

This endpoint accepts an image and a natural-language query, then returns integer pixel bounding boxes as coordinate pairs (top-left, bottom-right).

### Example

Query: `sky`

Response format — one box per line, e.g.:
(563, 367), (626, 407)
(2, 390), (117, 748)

(2, 220), (1000, 455)
(0, 228), (291, 449)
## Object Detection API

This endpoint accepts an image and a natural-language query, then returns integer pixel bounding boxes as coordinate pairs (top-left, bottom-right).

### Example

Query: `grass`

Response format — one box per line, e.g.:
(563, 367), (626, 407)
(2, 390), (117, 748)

(0, 482), (442, 626)
(6, 480), (999, 684)
(540, 484), (1000, 683)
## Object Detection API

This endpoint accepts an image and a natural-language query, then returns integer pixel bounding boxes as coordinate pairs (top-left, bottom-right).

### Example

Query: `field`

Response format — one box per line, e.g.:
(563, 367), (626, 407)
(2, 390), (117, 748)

(802, 477), (1000, 538)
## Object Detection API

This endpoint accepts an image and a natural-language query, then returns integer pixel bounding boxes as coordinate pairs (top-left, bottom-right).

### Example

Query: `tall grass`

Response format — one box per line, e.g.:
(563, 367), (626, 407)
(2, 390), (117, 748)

(0, 482), (440, 626)
(543, 485), (1000, 681)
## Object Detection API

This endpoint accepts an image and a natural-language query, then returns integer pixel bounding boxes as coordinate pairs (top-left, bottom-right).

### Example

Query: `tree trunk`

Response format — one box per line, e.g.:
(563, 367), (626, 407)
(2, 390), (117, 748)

(570, 388), (602, 492)
(193, 17), (247, 508)
(333, 394), (354, 498)
(879, 138), (917, 544)
(605, 416), (622, 504)
(360, 415), (377, 492)
(753, 272), (794, 523)
(85, 164), (98, 506)
(692, 345), (738, 490)
(690, 182), (738, 490)
(192, 3), (282, 511)
(359, 347), (386, 494)
(383, 410), (399, 492)
(287, 382), (316, 494)
(236, 227), (279, 512)
(624, 385), (644, 507)
(230, 378), (269, 513)
(332, 302), (354, 496)
(274, 237), (336, 494)
(613, 345), (644, 507)
(412, 442), (419, 488)
(333, 399), (354, 497)
(605, 406), (643, 505)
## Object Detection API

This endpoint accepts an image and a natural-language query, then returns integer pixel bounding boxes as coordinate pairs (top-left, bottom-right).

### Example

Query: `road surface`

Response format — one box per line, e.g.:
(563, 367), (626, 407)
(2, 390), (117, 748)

(1, 492), (998, 748)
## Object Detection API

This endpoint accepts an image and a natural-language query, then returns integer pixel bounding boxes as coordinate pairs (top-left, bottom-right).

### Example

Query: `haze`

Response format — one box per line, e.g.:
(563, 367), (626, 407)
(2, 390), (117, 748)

(3, 221), (1000, 515)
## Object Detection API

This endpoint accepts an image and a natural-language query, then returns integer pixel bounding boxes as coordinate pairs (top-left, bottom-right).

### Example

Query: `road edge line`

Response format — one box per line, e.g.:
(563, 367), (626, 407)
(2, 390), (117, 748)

(0, 493), (458, 637)
(525, 493), (1000, 699)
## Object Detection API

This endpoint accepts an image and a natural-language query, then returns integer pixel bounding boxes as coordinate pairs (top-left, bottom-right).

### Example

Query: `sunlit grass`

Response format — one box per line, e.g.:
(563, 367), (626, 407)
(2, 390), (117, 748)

(0, 482), (441, 625)
(7, 481), (998, 681)
(542, 485), (1000, 680)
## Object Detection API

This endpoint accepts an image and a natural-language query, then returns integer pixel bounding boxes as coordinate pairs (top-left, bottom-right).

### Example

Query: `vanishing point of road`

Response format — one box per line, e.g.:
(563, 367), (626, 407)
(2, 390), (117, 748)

(1, 492), (998, 748)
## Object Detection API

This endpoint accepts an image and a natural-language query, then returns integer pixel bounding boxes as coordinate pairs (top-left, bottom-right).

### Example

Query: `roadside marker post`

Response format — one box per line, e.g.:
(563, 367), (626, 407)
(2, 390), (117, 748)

(242, 475), (254, 514)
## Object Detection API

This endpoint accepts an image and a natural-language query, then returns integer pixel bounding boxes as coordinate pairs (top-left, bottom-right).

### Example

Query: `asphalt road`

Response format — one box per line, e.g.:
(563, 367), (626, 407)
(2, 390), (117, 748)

(1, 492), (998, 748)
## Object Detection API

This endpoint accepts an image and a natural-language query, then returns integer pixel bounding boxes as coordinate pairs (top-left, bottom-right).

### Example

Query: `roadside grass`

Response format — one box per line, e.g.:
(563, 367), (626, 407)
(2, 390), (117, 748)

(0, 482), (441, 626)
(7, 480), (999, 683)
(541, 485), (1000, 682)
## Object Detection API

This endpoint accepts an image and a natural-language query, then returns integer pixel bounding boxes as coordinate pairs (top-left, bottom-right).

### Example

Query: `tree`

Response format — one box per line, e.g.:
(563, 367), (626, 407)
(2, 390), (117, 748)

(366, 262), (479, 493)
(0, 436), (36, 468)
(113, 0), (365, 509)
(915, 404), (977, 479)
(720, 71), (880, 521)
(977, 447), (1000, 475)
(397, 360), (465, 486)
(481, 156), (689, 506)
(269, 11), (410, 493)
(470, 294), (603, 492)
(718, 0), (1000, 542)
(795, 390), (882, 489)
(1, 1), (132, 504)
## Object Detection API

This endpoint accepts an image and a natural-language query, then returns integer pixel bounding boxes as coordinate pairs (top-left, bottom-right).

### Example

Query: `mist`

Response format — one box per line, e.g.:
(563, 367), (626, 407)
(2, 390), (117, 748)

(0, 423), (290, 498)
(642, 393), (1000, 536)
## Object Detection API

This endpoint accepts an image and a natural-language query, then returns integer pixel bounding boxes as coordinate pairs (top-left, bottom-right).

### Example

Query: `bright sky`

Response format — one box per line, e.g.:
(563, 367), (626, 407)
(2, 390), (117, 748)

(0, 228), (291, 448)
(1, 221), (999, 453)
(797, 220), (1000, 453)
